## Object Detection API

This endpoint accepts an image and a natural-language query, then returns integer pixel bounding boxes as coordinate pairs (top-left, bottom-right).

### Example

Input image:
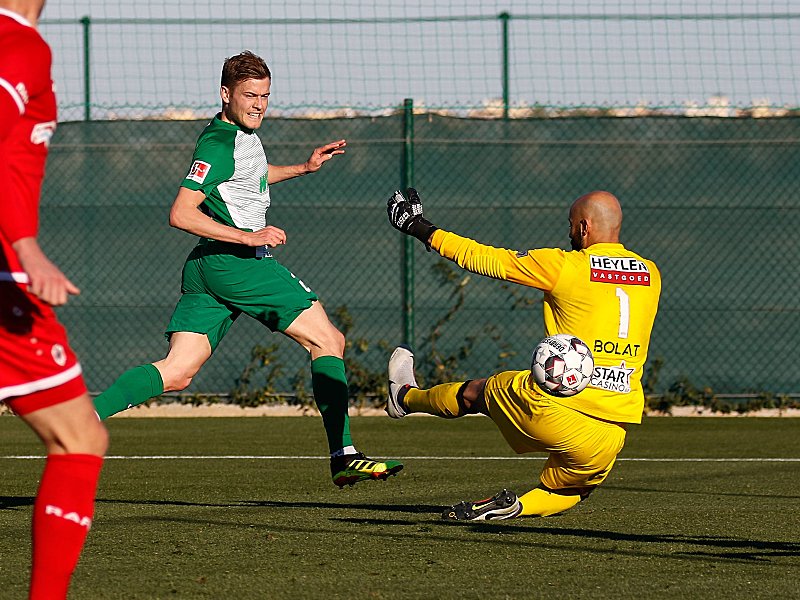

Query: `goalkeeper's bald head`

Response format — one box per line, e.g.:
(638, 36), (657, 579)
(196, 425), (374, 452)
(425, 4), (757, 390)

(568, 191), (623, 250)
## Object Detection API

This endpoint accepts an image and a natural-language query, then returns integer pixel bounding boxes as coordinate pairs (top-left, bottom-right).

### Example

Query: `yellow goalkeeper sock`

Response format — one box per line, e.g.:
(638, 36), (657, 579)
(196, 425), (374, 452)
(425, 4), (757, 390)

(518, 487), (582, 517)
(403, 382), (468, 418)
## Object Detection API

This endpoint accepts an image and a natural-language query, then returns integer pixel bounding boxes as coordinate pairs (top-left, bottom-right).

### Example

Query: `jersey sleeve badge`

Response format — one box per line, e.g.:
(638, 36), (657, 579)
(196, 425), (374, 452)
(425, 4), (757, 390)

(186, 160), (211, 183)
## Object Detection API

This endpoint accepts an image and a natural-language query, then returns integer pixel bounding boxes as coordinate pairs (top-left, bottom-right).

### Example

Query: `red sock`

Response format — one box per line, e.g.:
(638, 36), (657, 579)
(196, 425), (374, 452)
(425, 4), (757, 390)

(30, 454), (103, 600)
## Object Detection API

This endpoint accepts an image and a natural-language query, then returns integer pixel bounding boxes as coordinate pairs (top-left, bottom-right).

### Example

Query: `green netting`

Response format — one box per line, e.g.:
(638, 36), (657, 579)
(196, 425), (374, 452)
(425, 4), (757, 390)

(40, 2), (800, 120)
(42, 116), (800, 395)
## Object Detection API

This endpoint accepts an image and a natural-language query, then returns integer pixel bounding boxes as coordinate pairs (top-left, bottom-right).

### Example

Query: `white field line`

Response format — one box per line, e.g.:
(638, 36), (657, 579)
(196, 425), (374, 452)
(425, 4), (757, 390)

(0, 455), (798, 462)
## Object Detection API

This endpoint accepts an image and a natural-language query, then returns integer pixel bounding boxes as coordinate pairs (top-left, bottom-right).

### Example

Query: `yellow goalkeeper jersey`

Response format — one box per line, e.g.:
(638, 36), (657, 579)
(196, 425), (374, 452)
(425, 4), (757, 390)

(431, 230), (661, 424)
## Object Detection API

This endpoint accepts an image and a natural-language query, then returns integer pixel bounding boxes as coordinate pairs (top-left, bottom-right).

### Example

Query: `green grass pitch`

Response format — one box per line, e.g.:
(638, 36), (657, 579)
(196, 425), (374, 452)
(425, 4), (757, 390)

(0, 416), (798, 599)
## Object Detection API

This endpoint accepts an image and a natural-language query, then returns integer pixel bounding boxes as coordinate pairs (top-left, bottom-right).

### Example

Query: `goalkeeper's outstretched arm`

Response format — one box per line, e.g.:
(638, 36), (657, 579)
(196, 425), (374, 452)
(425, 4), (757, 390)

(387, 187), (509, 277)
(386, 188), (557, 288)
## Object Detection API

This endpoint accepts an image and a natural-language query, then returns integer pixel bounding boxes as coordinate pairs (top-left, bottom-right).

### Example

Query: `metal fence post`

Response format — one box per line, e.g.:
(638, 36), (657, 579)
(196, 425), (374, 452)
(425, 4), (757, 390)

(499, 12), (510, 120)
(80, 15), (91, 121)
(402, 98), (415, 346)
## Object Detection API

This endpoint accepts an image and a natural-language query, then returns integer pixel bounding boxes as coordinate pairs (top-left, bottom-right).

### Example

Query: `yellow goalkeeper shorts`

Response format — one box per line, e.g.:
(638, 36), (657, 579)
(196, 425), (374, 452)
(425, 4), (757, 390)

(484, 370), (627, 490)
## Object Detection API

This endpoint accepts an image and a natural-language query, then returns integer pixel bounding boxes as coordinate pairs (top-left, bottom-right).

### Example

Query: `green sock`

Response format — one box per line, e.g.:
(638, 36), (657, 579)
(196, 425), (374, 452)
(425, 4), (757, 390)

(93, 364), (164, 419)
(311, 356), (353, 454)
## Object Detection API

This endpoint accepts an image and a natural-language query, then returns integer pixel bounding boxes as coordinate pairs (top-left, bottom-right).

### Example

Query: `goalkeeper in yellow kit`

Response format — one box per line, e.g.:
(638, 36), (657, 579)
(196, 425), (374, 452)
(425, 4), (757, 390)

(386, 189), (661, 521)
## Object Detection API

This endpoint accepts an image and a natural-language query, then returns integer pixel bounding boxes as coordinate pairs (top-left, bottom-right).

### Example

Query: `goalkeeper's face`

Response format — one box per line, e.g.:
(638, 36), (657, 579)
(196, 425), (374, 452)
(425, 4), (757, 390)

(568, 208), (589, 251)
(568, 216), (584, 251)
(220, 77), (271, 130)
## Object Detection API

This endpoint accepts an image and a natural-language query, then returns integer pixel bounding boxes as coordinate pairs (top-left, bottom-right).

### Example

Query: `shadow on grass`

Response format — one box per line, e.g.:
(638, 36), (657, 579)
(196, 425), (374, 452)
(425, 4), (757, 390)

(93, 497), (443, 515)
(449, 521), (800, 562)
(0, 496), (34, 509)
(6, 494), (797, 564)
(606, 484), (800, 500)
(101, 504), (800, 565)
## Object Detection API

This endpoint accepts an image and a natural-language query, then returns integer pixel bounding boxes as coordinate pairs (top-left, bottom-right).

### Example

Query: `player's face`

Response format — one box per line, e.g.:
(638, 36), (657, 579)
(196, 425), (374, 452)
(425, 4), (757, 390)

(220, 77), (271, 130)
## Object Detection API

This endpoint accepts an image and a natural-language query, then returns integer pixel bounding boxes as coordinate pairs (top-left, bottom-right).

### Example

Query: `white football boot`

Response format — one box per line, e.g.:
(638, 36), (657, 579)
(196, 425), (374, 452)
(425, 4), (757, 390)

(386, 345), (418, 418)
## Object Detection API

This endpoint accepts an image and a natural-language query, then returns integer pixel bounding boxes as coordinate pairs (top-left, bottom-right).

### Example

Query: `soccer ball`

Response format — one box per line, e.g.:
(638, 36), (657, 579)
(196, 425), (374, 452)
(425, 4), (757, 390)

(530, 334), (594, 397)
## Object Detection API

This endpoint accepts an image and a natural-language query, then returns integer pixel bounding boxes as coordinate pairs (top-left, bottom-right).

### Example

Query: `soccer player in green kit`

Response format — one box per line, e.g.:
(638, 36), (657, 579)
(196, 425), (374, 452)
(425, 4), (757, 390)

(94, 51), (403, 487)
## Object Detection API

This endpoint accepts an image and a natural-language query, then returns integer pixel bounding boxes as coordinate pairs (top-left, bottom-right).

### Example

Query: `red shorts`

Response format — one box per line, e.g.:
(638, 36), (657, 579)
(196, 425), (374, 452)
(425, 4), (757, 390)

(0, 282), (87, 414)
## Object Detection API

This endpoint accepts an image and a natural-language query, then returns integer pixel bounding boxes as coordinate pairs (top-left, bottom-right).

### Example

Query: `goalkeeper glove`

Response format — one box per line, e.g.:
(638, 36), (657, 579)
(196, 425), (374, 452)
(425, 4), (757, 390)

(387, 188), (437, 248)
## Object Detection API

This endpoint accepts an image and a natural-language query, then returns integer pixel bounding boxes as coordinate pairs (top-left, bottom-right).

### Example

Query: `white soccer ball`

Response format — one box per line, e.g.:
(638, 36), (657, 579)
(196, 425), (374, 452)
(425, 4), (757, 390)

(530, 334), (594, 397)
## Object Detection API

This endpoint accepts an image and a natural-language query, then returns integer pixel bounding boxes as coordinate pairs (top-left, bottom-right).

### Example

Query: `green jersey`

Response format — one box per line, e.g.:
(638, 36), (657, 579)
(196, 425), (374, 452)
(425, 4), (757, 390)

(170, 114), (318, 342)
(182, 114), (271, 257)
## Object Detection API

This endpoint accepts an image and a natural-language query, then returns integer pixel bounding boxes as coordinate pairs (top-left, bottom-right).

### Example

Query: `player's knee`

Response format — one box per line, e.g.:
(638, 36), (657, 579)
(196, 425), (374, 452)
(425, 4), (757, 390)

(547, 484), (596, 501)
(72, 418), (108, 456)
(331, 327), (346, 355)
(459, 379), (488, 414)
(160, 367), (197, 392)
(312, 324), (345, 356)
(83, 421), (109, 456)
(51, 419), (109, 457)
(161, 375), (190, 392)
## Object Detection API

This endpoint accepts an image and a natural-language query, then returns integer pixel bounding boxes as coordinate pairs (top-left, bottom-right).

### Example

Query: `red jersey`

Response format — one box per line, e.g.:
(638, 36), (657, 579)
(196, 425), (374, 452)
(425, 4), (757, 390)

(0, 7), (57, 279)
(0, 9), (86, 410)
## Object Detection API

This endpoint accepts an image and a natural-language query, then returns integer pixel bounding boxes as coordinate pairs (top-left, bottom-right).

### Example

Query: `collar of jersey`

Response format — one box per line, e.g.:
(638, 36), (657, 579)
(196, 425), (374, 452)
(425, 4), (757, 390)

(583, 242), (625, 252)
(213, 113), (255, 134)
(0, 7), (32, 27)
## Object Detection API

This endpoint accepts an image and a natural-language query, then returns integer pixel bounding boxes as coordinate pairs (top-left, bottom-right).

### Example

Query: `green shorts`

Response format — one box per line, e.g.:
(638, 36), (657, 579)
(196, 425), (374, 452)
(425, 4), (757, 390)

(165, 241), (318, 351)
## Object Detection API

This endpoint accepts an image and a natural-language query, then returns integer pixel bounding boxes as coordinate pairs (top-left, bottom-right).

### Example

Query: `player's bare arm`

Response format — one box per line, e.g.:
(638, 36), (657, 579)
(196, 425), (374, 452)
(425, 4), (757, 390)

(12, 237), (80, 306)
(169, 187), (286, 247)
(267, 139), (346, 184)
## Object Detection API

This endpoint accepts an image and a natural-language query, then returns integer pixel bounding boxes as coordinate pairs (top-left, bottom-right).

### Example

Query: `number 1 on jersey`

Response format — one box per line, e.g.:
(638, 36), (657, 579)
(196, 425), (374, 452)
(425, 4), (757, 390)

(616, 287), (630, 339)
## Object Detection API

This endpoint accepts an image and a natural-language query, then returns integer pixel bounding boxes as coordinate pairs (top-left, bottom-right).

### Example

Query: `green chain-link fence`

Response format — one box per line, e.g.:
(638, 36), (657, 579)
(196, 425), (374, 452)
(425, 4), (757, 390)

(33, 2), (800, 400)
(43, 114), (800, 398)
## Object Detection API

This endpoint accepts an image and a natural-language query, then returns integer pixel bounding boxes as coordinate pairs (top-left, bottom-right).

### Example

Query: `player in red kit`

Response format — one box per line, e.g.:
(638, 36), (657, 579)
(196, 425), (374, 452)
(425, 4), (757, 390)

(0, 1), (108, 598)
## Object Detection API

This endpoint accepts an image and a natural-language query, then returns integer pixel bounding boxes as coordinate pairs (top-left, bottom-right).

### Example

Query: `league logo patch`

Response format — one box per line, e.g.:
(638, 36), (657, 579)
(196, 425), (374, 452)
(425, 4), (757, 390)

(186, 160), (211, 183)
